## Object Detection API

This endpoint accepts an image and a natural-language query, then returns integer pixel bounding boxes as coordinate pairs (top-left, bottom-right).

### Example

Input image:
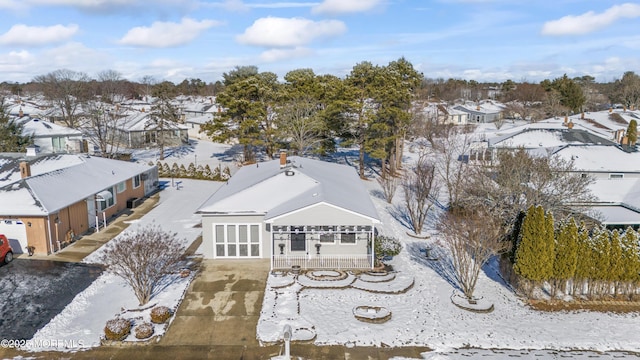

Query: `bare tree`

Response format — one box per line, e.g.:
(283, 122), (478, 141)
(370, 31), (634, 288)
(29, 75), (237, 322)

(33, 69), (91, 128)
(97, 69), (125, 104)
(275, 97), (324, 155)
(377, 175), (399, 203)
(431, 126), (472, 209)
(437, 209), (509, 300)
(402, 156), (440, 235)
(98, 224), (186, 306)
(83, 100), (123, 155)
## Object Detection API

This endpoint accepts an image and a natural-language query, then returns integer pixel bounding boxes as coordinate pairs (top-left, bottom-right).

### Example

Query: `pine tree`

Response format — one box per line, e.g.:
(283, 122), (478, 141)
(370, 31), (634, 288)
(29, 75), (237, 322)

(195, 165), (204, 180)
(620, 227), (640, 297)
(156, 161), (165, 176)
(222, 165), (231, 180)
(212, 165), (221, 180)
(0, 100), (33, 152)
(553, 219), (578, 296)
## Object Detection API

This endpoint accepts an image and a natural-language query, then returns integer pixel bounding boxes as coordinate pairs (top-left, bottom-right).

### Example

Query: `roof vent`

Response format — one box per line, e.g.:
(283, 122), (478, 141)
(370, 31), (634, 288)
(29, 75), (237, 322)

(285, 170), (295, 176)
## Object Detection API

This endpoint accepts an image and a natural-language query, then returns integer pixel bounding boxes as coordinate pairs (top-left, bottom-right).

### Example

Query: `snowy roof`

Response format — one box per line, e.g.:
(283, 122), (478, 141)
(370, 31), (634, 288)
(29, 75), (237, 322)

(552, 145), (640, 173)
(589, 205), (640, 225)
(0, 154), (154, 216)
(18, 117), (83, 138)
(489, 127), (615, 149)
(197, 156), (380, 222)
(587, 177), (640, 208)
(114, 112), (188, 131)
(454, 100), (504, 114)
(184, 114), (212, 125)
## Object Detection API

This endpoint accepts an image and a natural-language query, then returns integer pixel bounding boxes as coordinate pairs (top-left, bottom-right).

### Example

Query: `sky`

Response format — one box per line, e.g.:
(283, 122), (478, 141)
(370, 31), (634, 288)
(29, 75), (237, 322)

(0, 0), (638, 84)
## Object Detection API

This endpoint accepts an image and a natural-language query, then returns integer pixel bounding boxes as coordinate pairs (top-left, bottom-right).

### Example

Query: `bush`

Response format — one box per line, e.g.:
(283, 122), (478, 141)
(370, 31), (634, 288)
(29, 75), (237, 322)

(150, 305), (172, 324)
(134, 322), (155, 339)
(104, 318), (131, 341)
(375, 236), (402, 258)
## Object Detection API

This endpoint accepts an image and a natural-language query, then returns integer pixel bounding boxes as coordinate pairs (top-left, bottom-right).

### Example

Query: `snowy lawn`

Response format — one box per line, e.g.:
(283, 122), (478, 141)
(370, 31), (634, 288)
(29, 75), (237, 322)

(257, 176), (640, 354)
(27, 179), (223, 352)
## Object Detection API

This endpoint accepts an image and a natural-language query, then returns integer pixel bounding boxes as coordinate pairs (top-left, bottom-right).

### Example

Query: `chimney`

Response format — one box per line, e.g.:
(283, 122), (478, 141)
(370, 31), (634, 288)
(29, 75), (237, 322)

(19, 107), (24, 117)
(279, 150), (287, 168)
(19, 161), (31, 178)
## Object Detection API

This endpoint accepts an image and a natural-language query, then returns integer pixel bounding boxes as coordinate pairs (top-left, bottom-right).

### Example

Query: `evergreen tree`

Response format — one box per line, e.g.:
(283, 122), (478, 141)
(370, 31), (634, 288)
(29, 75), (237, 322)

(170, 163), (179, 177)
(0, 99), (33, 152)
(573, 223), (592, 296)
(162, 163), (171, 177)
(203, 164), (213, 180)
(626, 119), (637, 146)
(553, 219), (578, 295)
(195, 165), (204, 180)
(608, 230), (624, 295)
(620, 227), (640, 297)
(212, 165), (221, 180)
(591, 226), (611, 297)
(514, 206), (554, 293)
(187, 163), (196, 178)
(156, 161), (165, 176)
(178, 164), (187, 178)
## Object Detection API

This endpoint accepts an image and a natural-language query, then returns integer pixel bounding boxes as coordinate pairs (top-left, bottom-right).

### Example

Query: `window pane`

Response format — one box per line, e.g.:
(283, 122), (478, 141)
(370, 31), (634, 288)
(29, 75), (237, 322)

(227, 244), (236, 256)
(239, 244), (248, 256)
(250, 225), (259, 243)
(216, 244), (225, 256)
(320, 234), (334, 243)
(291, 233), (306, 251)
(215, 225), (224, 243)
(227, 225), (236, 243)
(341, 233), (356, 244)
(251, 244), (260, 256)
(239, 225), (248, 243)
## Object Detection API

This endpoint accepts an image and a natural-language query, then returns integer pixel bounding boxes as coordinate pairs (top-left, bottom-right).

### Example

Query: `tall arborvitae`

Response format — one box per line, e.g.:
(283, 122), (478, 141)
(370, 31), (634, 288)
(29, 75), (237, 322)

(514, 205), (555, 294)
(573, 222), (592, 296)
(620, 227), (640, 297)
(591, 226), (611, 298)
(553, 219), (578, 296)
(608, 230), (624, 296)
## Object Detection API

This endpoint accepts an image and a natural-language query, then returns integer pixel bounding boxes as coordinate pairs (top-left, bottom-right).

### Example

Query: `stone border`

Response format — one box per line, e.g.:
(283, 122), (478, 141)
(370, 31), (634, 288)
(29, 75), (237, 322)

(353, 306), (392, 323)
(450, 293), (494, 313)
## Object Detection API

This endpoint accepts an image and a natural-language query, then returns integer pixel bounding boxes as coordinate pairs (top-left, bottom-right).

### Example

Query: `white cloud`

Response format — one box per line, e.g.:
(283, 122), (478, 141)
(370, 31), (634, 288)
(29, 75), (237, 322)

(311, 0), (382, 15)
(0, 0), (26, 11)
(118, 18), (221, 48)
(0, 24), (78, 46)
(236, 17), (346, 48)
(542, 3), (640, 36)
(259, 47), (313, 62)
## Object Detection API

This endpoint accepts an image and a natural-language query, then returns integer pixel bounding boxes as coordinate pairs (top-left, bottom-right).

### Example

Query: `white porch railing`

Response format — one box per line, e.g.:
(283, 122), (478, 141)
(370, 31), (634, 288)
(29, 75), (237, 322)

(272, 255), (373, 270)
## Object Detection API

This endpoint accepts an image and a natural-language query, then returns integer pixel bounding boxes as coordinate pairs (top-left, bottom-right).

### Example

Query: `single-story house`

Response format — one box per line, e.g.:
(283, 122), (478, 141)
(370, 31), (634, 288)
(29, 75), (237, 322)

(454, 101), (504, 123)
(196, 153), (381, 270)
(0, 153), (158, 255)
(17, 116), (85, 154)
(109, 111), (189, 149)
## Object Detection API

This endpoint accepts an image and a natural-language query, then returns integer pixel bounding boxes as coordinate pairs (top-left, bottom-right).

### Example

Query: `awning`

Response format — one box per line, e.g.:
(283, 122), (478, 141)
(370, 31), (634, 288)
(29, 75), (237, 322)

(96, 190), (113, 202)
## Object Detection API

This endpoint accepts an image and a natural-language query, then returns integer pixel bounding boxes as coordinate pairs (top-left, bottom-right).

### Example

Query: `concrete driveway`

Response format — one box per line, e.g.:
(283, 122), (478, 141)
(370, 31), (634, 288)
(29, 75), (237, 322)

(0, 259), (102, 340)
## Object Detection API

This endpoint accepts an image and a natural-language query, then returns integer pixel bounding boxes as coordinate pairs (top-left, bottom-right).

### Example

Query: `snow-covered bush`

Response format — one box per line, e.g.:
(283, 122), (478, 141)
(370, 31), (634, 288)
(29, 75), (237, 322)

(375, 236), (402, 258)
(150, 305), (172, 324)
(104, 318), (131, 341)
(134, 322), (155, 339)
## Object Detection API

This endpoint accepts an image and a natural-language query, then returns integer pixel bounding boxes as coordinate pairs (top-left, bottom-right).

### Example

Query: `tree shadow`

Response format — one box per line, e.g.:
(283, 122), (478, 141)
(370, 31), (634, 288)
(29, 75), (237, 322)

(388, 204), (413, 232)
(406, 241), (461, 293)
(482, 256), (516, 293)
(370, 189), (386, 201)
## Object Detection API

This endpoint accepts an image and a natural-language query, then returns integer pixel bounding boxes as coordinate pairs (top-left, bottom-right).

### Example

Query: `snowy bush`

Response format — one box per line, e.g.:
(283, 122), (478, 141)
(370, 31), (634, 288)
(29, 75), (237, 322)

(375, 236), (402, 258)
(104, 318), (131, 341)
(150, 305), (172, 324)
(134, 322), (155, 339)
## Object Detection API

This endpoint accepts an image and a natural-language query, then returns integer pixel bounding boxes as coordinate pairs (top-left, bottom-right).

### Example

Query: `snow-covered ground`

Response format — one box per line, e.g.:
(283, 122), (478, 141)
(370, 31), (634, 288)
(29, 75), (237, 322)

(21, 138), (640, 357)
(27, 179), (222, 352)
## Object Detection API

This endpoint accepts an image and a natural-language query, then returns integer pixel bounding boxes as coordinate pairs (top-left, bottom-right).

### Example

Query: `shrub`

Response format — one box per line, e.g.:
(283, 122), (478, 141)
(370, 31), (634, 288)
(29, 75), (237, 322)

(375, 236), (402, 258)
(150, 305), (172, 324)
(134, 322), (155, 339)
(104, 318), (131, 341)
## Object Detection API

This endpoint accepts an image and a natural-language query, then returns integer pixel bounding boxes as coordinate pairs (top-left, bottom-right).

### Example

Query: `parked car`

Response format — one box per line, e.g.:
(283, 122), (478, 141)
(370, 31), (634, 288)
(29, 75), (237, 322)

(1, 234), (13, 264)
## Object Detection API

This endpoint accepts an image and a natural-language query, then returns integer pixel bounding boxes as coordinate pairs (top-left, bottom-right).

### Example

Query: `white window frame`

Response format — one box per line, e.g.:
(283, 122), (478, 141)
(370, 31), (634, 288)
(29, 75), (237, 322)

(116, 181), (126, 193)
(609, 173), (624, 179)
(133, 175), (141, 188)
(213, 223), (261, 258)
(339, 232), (357, 245)
(98, 187), (115, 211)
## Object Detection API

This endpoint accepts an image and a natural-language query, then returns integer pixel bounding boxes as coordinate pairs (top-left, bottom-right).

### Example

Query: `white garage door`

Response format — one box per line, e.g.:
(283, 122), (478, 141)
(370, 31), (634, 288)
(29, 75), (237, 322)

(0, 219), (27, 254)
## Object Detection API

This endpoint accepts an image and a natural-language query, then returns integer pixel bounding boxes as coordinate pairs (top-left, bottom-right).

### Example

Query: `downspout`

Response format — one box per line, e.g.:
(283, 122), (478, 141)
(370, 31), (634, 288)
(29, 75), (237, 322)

(46, 216), (54, 255)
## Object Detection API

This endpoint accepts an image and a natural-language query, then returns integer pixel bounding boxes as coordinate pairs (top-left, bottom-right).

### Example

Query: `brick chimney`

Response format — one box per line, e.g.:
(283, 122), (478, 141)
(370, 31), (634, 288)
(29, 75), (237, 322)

(19, 107), (23, 117)
(279, 150), (287, 168)
(19, 161), (31, 178)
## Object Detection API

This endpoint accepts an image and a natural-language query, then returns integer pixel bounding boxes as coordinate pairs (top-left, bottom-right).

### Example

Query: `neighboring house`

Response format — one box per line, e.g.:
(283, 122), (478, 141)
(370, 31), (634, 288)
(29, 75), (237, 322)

(454, 101), (504, 123)
(109, 111), (189, 149)
(420, 103), (470, 125)
(196, 153), (381, 270)
(17, 116), (85, 154)
(184, 114), (212, 140)
(0, 153), (158, 256)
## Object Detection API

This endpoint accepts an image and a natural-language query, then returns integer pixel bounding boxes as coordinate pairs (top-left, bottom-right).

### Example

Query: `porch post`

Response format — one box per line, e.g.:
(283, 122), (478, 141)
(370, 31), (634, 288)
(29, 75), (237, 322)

(370, 225), (375, 269)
